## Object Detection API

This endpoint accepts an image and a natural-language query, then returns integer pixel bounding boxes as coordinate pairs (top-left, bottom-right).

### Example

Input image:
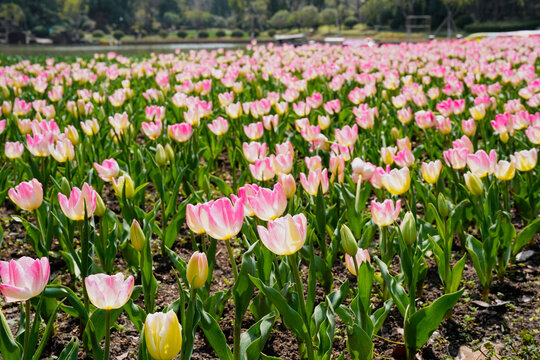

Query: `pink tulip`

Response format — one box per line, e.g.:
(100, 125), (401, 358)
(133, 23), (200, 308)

(510, 148), (538, 172)
(235, 184), (260, 217)
(199, 197), (244, 240)
(186, 203), (209, 234)
(525, 126), (540, 144)
(443, 147), (470, 169)
(345, 249), (371, 275)
(335, 124), (358, 147)
(323, 99), (341, 115)
(292, 101), (311, 117)
(272, 153), (293, 174)
(207, 117), (229, 136)
(8, 179), (43, 211)
(278, 174), (296, 199)
(275, 141), (294, 156)
(257, 213), (307, 255)
(108, 112), (129, 130)
(300, 168), (329, 195)
(248, 183), (287, 221)
(396, 137), (411, 151)
(58, 183), (97, 220)
(305, 155), (322, 171)
(370, 165), (390, 189)
(0, 257), (49, 303)
(262, 114), (279, 131)
(0, 119), (5, 135)
(397, 107), (413, 124)
(351, 158), (376, 183)
(243, 122), (264, 140)
(141, 120), (162, 140)
(393, 147), (415, 167)
(371, 199), (401, 227)
(26, 133), (54, 157)
(415, 110), (435, 129)
(5, 141), (25, 159)
(436, 116), (452, 135)
(461, 119), (477, 136)
(243, 141), (267, 163)
(94, 159), (120, 182)
(249, 157), (276, 181)
(467, 150), (497, 177)
(380, 146), (397, 165)
(453, 99), (466, 115)
(452, 135), (474, 153)
(436, 99), (454, 117)
(85, 273), (134, 310)
(168, 123), (192, 143)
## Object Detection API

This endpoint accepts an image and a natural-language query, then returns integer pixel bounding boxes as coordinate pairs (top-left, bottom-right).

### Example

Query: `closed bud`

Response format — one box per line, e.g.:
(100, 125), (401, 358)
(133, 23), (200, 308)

(390, 127), (400, 141)
(382, 90), (388, 100)
(60, 177), (71, 196)
(130, 219), (145, 252)
(401, 212), (416, 246)
(464, 171), (483, 196)
(112, 173), (135, 199)
(94, 193), (106, 217)
(437, 193), (451, 218)
(186, 251), (208, 289)
(340, 224), (358, 256)
(164, 143), (175, 162)
(155, 144), (167, 166)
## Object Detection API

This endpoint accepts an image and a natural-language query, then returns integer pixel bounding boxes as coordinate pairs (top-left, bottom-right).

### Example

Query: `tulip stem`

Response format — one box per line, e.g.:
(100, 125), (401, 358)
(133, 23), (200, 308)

(288, 254), (315, 360)
(23, 300), (31, 359)
(104, 310), (111, 360)
(225, 239), (238, 281)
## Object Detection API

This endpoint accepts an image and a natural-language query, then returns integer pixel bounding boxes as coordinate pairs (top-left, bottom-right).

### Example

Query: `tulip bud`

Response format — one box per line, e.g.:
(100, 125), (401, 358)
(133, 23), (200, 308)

(186, 251), (208, 289)
(155, 144), (167, 166)
(94, 193), (106, 217)
(382, 90), (388, 100)
(437, 193), (451, 218)
(401, 212), (416, 246)
(340, 224), (358, 256)
(60, 177), (71, 196)
(144, 310), (182, 360)
(390, 127), (400, 141)
(113, 173), (135, 199)
(164, 143), (175, 162)
(130, 219), (145, 252)
(464, 171), (483, 196)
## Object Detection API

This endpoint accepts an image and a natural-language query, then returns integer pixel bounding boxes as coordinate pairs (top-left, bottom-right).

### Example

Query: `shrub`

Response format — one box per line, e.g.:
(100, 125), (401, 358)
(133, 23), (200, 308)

(343, 16), (358, 29)
(454, 14), (474, 29)
(216, 30), (226, 37)
(231, 30), (244, 38)
(177, 30), (187, 38)
(268, 29), (276, 37)
(112, 30), (124, 41)
(32, 25), (49, 38)
(253, 30), (260, 38)
(92, 30), (105, 39)
(464, 20), (540, 33)
(198, 30), (209, 38)
(140, 29), (148, 37)
(158, 29), (169, 38)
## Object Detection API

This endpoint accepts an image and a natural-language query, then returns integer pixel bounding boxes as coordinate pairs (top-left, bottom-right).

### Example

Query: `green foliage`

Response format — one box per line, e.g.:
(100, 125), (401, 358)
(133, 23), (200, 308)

(112, 29), (124, 40)
(270, 9), (292, 30)
(92, 29), (105, 39)
(177, 30), (188, 38)
(464, 19), (540, 33)
(32, 26), (49, 38)
(454, 14), (474, 29)
(158, 29), (169, 38)
(216, 29), (226, 37)
(343, 16), (358, 29)
(163, 12), (181, 28)
(318, 8), (337, 27)
(198, 30), (209, 38)
(231, 29), (244, 37)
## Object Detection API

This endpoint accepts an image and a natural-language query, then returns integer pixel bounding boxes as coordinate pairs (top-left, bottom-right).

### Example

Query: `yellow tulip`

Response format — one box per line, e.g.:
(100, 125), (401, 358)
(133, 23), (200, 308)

(144, 310), (182, 360)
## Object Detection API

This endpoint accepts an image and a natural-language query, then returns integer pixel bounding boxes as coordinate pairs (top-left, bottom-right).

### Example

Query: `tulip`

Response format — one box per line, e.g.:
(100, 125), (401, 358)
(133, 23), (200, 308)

(257, 213), (307, 255)
(272, 153), (293, 174)
(248, 183), (287, 221)
(112, 173), (135, 199)
(397, 107), (412, 124)
(130, 219), (146, 252)
(278, 173), (297, 199)
(262, 114), (279, 131)
(199, 197), (244, 241)
(382, 167), (411, 195)
(94, 193), (106, 217)
(155, 144), (167, 166)
(525, 126), (540, 145)
(371, 199), (401, 226)
(207, 117), (229, 135)
(108, 112), (129, 130)
(464, 172), (483, 196)
(305, 155), (322, 171)
(345, 249), (371, 276)
(415, 110), (435, 129)
(275, 141), (294, 156)
(0, 257), (49, 303)
(510, 148), (537, 172)
(141, 120), (162, 140)
(186, 251), (208, 289)
(94, 159), (120, 182)
(168, 123), (192, 143)
(469, 104), (486, 120)
(242, 141), (267, 163)
(8, 179), (43, 211)
(5, 141), (25, 159)
(26, 133), (54, 157)
(466, 150), (497, 178)
(461, 119), (476, 136)
(249, 157), (276, 181)
(494, 160), (515, 181)
(421, 160), (442, 184)
(393, 147), (415, 167)
(58, 183), (97, 220)
(340, 224), (358, 256)
(49, 138), (75, 163)
(85, 273), (134, 310)
(145, 310), (183, 360)
(380, 146), (397, 165)
(401, 212), (416, 246)
(452, 135), (474, 153)
(443, 147), (469, 170)
(65, 125), (79, 145)
(186, 203), (208, 234)
(351, 158), (376, 183)
(80, 118), (100, 136)
(243, 122), (264, 140)
(436, 116), (452, 135)
(335, 124), (358, 147)
(300, 168), (329, 195)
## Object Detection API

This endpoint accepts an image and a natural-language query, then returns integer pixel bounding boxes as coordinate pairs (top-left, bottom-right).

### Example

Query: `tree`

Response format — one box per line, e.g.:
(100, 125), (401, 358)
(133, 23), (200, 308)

(163, 11), (181, 28)
(270, 9), (292, 29)
(295, 5), (319, 29)
(318, 7), (337, 27)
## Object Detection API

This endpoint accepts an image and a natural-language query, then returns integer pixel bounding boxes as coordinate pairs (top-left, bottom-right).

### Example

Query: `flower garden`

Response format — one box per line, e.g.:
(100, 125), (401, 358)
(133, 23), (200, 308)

(0, 37), (539, 360)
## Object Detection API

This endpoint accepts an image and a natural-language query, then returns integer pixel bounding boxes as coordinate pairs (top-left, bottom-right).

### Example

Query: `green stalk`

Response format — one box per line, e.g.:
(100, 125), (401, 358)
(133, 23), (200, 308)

(23, 300), (31, 359)
(288, 254), (315, 360)
(225, 239), (238, 281)
(104, 310), (111, 360)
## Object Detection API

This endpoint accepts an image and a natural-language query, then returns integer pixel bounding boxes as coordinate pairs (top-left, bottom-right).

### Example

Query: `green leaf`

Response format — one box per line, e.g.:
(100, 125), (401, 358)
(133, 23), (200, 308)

(57, 338), (79, 360)
(375, 258), (409, 318)
(512, 218), (540, 256)
(465, 235), (490, 289)
(346, 324), (373, 360)
(239, 312), (277, 360)
(447, 255), (467, 294)
(0, 309), (22, 360)
(199, 308), (233, 360)
(234, 243), (257, 319)
(404, 289), (464, 351)
(371, 299), (393, 335)
(32, 298), (61, 360)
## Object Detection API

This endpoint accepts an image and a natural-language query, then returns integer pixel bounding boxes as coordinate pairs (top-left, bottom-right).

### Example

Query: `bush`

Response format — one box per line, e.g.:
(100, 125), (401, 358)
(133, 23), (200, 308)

(216, 30), (226, 37)
(268, 29), (276, 37)
(32, 25), (49, 38)
(92, 30), (105, 39)
(158, 29), (169, 38)
(454, 14), (474, 29)
(270, 10), (293, 30)
(198, 30), (209, 38)
(252, 30), (260, 38)
(231, 30), (244, 38)
(343, 16), (358, 29)
(177, 30), (187, 38)
(464, 20), (540, 33)
(112, 30), (124, 41)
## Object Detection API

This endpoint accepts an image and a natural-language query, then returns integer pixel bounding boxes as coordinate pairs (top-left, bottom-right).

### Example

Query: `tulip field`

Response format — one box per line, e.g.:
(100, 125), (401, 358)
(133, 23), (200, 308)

(0, 37), (539, 360)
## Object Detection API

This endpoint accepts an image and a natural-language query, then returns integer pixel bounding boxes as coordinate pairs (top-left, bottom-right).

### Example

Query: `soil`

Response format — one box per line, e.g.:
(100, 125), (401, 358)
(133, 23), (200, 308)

(0, 196), (539, 360)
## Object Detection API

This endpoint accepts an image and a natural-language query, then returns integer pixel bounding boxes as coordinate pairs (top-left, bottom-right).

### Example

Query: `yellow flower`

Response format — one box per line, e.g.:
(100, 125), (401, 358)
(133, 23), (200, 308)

(145, 311), (182, 360)
(382, 167), (411, 195)
(421, 160), (442, 184)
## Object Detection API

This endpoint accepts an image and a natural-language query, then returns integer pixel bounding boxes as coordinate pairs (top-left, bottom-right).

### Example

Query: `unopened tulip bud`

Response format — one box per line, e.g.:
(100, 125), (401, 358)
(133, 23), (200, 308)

(382, 90), (388, 100)
(401, 212), (416, 246)
(113, 173), (135, 199)
(94, 193), (106, 217)
(155, 144), (167, 166)
(186, 251), (208, 289)
(464, 172), (483, 196)
(60, 177), (71, 196)
(437, 193), (451, 218)
(164, 143), (175, 162)
(130, 219), (145, 252)
(145, 310), (182, 360)
(391, 127), (400, 141)
(340, 224), (358, 256)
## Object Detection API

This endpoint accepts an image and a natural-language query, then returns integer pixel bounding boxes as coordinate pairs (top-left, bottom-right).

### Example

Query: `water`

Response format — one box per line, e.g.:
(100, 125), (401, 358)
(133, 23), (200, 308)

(0, 42), (240, 57)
